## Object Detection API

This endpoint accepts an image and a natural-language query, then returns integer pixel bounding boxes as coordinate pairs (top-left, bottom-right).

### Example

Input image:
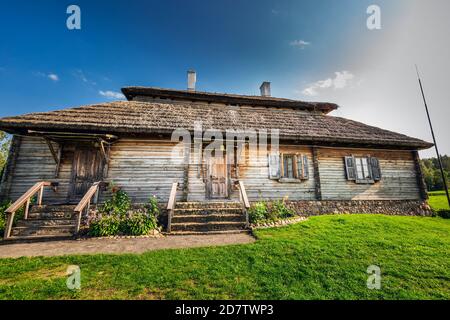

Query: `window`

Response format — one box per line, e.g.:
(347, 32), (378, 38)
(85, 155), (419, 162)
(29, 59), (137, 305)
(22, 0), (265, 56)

(355, 157), (371, 180)
(344, 155), (381, 184)
(268, 153), (309, 181)
(283, 155), (295, 178)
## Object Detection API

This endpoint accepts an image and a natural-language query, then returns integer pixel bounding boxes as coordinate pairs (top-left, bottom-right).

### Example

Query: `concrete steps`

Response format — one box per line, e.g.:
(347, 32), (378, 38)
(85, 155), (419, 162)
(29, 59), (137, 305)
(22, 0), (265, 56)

(170, 201), (248, 235)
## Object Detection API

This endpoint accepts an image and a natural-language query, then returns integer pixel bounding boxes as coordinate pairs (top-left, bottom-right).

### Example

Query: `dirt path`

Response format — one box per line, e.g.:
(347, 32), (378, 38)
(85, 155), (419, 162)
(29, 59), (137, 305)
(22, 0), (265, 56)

(0, 233), (255, 258)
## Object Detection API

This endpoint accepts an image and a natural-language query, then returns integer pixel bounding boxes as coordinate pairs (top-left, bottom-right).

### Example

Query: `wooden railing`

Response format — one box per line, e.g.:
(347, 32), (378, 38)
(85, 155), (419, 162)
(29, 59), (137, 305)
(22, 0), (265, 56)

(166, 182), (178, 233)
(3, 181), (56, 239)
(236, 181), (250, 228)
(74, 182), (102, 233)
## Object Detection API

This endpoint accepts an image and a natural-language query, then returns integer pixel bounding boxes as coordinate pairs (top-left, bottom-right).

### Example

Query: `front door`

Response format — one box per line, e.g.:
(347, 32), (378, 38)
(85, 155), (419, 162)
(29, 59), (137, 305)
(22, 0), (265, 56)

(206, 153), (228, 199)
(68, 146), (104, 202)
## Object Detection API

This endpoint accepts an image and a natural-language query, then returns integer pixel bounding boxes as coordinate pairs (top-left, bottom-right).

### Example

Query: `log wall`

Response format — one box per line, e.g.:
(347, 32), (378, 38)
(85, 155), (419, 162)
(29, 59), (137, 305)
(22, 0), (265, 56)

(100, 138), (186, 203)
(3, 136), (72, 203)
(317, 147), (421, 200)
(239, 144), (316, 201)
(2, 136), (423, 204)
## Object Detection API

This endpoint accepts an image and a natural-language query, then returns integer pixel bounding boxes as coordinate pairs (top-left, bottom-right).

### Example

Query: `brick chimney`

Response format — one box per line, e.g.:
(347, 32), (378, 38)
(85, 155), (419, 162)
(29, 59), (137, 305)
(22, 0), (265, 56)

(187, 70), (196, 91)
(260, 81), (271, 97)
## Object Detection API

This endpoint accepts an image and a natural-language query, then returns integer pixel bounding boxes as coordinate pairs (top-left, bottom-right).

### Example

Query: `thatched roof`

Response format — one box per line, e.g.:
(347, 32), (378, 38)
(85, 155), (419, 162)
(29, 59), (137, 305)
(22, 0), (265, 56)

(122, 87), (339, 114)
(0, 100), (432, 149)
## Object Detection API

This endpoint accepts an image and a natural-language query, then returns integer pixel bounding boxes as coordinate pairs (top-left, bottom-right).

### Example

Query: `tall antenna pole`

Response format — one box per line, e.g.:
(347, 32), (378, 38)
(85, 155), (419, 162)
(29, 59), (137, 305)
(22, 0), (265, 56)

(415, 65), (450, 207)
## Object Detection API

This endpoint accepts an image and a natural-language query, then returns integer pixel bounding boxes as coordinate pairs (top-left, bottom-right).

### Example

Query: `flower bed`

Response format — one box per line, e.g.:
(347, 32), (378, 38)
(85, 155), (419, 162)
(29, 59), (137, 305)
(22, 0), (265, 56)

(250, 215), (308, 229)
(82, 183), (162, 237)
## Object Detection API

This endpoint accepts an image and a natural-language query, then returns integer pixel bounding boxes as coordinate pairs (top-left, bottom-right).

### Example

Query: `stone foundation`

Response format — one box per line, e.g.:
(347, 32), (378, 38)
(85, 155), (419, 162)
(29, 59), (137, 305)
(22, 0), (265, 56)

(284, 200), (433, 216)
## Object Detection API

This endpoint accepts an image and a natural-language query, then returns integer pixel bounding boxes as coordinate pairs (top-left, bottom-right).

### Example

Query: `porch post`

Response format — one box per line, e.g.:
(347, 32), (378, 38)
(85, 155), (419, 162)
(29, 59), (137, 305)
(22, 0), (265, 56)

(312, 147), (322, 201)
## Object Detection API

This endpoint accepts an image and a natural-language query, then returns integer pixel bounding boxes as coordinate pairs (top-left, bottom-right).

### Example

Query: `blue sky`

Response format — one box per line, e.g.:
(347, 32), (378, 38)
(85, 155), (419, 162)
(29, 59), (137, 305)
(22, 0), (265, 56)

(0, 0), (448, 156)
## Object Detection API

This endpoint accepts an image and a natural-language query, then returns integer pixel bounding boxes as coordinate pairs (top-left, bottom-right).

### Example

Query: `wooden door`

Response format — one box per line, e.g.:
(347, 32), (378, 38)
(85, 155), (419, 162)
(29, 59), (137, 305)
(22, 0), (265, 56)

(206, 154), (228, 199)
(69, 146), (104, 202)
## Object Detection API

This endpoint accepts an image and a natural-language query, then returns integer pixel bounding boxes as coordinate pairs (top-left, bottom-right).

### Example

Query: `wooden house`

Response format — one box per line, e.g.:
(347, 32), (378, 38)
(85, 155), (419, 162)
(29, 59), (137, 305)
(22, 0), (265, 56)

(0, 74), (433, 239)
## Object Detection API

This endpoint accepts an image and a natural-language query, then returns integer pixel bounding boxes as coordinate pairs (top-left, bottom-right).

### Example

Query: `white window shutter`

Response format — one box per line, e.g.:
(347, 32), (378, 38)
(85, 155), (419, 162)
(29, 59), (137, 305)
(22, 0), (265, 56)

(268, 153), (280, 179)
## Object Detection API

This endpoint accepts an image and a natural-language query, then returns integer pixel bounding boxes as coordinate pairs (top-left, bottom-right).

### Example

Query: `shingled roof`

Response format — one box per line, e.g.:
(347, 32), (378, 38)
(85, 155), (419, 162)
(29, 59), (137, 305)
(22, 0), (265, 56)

(122, 87), (339, 114)
(0, 100), (432, 149)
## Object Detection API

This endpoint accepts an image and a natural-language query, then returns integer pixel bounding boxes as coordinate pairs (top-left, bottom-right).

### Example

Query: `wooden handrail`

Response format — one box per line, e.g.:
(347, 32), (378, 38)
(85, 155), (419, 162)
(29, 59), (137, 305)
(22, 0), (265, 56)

(167, 182), (178, 233)
(74, 182), (102, 233)
(237, 181), (250, 228)
(3, 181), (54, 239)
(237, 181), (250, 209)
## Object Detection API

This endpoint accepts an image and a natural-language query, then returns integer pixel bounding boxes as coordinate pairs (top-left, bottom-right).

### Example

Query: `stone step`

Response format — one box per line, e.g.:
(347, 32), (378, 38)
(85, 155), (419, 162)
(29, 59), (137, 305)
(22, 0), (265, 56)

(172, 214), (245, 224)
(28, 211), (77, 220)
(175, 202), (242, 210)
(11, 225), (76, 237)
(171, 221), (246, 232)
(173, 207), (243, 215)
(16, 219), (77, 228)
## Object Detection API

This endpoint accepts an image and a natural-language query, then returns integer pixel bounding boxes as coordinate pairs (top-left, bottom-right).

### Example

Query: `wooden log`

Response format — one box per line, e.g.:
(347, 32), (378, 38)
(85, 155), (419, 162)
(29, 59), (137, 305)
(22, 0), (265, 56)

(312, 147), (322, 200)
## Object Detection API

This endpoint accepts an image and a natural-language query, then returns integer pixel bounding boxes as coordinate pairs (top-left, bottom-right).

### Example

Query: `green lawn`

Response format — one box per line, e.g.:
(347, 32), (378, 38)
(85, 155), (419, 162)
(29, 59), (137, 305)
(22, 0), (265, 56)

(428, 190), (450, 210)
(0, 214), (449, 300)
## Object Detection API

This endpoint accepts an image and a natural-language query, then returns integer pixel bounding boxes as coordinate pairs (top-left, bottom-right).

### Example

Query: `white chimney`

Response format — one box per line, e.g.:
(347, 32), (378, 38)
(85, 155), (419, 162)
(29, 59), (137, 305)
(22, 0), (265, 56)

(187, 70), (196, 91)
(260, 81), (271, 97)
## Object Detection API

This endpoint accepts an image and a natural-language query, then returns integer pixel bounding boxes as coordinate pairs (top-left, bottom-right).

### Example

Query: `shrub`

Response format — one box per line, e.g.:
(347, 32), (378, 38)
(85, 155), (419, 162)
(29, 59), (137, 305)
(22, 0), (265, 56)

(0, 200), (25, 237)
(88, 215), (121, 237)
(436, 209), (450, 219)
(121, 212), (157, 236)
(147, 195), (160, 217)
(101, 183), (131, 217)
(248, 198), (296, 224)
(271, 199), (295, 219)
(248, 201), (268, 223)
(89, 191), (160, 237)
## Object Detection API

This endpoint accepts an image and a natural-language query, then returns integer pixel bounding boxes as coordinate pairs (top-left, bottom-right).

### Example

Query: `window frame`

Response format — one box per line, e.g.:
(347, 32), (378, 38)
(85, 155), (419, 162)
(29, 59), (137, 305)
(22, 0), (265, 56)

(277, 153), (309, 182)
(354, 156), (375, 184)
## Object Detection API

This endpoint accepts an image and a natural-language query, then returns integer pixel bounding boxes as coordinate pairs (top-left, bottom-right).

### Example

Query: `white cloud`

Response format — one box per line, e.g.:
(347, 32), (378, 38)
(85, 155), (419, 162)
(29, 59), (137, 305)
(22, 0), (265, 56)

(34, 71), (59, 81)
(74, 69), (97, 85)
(302, 71), (355, 96)
(289, 40), (311, 49)
(99, 90), (125, 99)
(48, 73), (59, 81)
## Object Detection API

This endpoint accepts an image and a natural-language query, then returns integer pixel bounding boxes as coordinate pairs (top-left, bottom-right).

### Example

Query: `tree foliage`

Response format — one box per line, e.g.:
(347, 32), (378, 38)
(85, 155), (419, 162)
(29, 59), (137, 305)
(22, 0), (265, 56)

(0, 131), (11, 174)
(420, 155), (450, 191)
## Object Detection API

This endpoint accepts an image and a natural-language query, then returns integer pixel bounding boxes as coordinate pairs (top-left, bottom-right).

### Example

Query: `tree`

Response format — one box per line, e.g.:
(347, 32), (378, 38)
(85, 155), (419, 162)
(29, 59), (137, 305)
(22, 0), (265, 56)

(0, 131), (11, 174)
(420, 155), (450, 191)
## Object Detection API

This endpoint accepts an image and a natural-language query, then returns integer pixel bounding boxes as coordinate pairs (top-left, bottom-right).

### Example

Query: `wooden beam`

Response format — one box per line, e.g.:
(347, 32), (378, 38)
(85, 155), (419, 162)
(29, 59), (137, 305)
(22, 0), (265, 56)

(44, 137), (59, 164)
(238, 181), (250, 209)
(166, 182), (178, 233)
(54, 144), (63, 178)
(312, 147), (322, 201)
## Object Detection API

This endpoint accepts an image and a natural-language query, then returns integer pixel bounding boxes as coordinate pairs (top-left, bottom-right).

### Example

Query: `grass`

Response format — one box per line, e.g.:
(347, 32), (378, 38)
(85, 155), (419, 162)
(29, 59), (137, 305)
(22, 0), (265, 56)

(0, 214), (449, 300)
(428, 190), (450, 210)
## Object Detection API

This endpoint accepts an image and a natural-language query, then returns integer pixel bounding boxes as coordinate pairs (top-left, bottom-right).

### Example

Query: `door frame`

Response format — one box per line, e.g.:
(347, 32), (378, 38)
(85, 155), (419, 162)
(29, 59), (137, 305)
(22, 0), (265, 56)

(68, 143), (105, 202)
(205, 151), (230, 199)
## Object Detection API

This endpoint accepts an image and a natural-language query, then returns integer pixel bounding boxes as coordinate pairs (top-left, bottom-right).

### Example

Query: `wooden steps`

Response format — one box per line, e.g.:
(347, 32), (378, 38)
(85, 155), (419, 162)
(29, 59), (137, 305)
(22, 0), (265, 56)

(170, 201), (248, 235)
(4, 205), (77, 242)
